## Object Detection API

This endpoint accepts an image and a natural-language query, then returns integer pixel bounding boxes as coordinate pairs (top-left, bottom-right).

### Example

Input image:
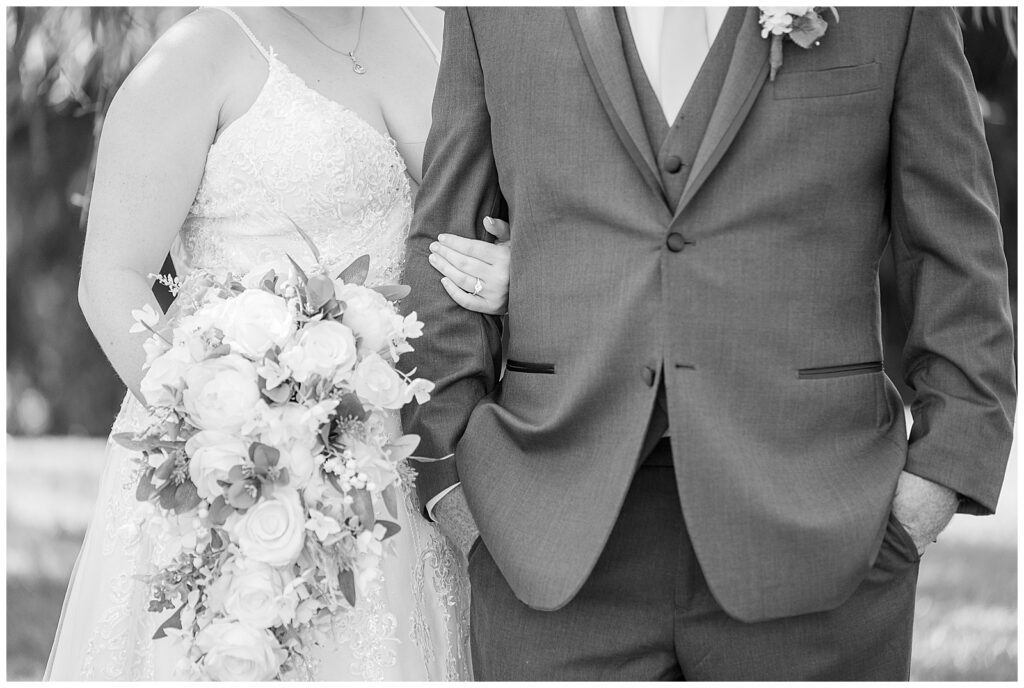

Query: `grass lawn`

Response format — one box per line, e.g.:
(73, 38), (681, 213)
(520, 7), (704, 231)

(6, 435), (1017, 680)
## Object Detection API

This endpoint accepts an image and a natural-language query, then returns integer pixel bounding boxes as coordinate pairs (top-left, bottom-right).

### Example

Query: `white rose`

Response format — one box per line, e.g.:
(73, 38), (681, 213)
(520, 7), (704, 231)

(335, 284), (401, 356)
(194, 620), (283, 681)
(279, 320), (358, 383)
(182, 354), (261, 433)
(229, 487), (306, 567)
(140, 345), (191, 408)
(350, 353), (407, 409)
(219, 289), (296, 358)
(222, 558), (298, 628)
(257, 404), (328, 488)
(185, 431), (249, 500)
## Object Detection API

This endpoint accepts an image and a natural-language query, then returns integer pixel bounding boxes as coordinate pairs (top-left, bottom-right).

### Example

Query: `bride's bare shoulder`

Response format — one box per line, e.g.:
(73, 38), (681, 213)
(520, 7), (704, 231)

(121, 9), (259, 93)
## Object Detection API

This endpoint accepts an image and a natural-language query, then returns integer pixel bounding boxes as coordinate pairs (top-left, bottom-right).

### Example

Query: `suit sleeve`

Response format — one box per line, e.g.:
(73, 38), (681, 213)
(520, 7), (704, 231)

(889, 7), (1016, 515)
(399, 7), (504, 516)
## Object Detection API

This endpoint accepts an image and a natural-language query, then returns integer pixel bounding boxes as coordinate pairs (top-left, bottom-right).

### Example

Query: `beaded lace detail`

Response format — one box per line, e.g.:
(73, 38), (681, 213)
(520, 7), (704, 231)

(48, 7), (471, 682)
(172, 21), (412, 285)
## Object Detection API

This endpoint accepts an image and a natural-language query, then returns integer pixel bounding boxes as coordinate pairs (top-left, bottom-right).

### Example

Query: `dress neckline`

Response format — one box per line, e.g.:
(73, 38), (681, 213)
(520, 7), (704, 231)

(204, 6), (427, 155)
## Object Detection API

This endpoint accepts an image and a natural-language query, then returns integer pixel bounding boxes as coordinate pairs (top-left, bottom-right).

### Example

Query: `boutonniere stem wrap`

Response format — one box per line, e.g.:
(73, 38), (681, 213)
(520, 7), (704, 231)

(758, 7), (839, 81)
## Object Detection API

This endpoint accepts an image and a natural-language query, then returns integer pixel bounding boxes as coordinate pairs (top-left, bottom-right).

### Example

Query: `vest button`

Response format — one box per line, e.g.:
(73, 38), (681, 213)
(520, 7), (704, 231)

(642, 366), (656, 387)
(663, 155), (684, 174)
(666, 232), (687, 252)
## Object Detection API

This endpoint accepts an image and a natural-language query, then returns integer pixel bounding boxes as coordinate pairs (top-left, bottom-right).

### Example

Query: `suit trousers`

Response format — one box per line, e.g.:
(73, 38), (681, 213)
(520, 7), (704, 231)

(467, 439), (920, 680)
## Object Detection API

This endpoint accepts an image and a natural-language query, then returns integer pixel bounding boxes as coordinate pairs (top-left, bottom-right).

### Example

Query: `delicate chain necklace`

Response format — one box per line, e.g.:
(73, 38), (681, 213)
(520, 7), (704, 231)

(282, 7), (367, 75)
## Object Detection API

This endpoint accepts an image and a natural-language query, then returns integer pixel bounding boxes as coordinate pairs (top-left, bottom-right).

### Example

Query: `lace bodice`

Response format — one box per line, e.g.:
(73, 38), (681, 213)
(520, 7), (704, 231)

(170, 9), (412, 285)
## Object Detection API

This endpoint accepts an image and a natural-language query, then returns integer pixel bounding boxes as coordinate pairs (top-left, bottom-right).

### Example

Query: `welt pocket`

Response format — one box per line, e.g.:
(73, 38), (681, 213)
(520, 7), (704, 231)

(772, 62), (880, 100)
(797, 361), (883, 380)
(505, 359), (556, 375)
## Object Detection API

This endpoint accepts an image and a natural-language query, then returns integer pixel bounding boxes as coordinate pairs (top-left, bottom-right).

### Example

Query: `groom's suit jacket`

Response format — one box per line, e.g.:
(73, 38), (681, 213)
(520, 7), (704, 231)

(400, 7), (1016, 621)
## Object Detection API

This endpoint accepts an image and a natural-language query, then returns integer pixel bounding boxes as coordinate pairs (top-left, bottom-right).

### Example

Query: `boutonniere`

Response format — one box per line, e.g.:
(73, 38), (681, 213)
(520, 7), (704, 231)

(758, 7), (839, 81)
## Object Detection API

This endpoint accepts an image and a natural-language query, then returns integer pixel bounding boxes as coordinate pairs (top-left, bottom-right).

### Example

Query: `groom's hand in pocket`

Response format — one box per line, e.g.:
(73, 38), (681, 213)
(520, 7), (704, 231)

(433, 484), (480, 559)
(891, 470), (959, 555)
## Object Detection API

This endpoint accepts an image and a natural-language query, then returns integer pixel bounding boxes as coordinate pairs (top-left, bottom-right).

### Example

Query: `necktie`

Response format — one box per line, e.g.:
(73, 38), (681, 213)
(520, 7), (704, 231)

(658, 6), (710, 124)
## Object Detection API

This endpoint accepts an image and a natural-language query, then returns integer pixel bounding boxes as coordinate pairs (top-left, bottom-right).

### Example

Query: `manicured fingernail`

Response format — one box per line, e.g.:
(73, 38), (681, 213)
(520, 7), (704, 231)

(438, 234), (450, 244)
(429, 242), (439, 251)
(483, 217), (493, 228)
(441, 277), (450, 286)
(428, 253), (438, 263)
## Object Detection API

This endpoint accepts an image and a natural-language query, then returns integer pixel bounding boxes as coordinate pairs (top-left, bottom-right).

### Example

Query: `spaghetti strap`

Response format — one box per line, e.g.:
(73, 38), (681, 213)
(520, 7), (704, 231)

(401, 7), (441, 64)
(204, 6), (273, 61)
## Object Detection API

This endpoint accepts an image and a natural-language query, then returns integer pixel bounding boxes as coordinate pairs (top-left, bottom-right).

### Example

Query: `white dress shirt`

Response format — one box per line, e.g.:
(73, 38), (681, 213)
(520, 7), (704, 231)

(426, 7), (730, 520)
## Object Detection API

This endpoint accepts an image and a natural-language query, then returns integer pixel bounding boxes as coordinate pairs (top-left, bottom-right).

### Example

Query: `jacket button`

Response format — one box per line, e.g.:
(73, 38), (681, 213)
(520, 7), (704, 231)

(666, 232), (686, 252)
(663, 155), (683, 173)
(642, 366), (656, 387)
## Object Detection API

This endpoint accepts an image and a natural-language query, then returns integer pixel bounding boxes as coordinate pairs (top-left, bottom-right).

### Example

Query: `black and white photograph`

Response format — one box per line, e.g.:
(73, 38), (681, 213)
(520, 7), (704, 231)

(6, 3), (1018, 681)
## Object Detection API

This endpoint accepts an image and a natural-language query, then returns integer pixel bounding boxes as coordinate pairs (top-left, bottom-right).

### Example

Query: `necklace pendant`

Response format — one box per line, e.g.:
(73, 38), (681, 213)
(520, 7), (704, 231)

(349, 52), (366, 75)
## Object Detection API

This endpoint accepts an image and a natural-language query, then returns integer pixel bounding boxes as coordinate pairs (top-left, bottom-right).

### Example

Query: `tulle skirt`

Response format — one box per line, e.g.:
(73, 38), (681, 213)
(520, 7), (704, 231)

(45, 392), (472, 681)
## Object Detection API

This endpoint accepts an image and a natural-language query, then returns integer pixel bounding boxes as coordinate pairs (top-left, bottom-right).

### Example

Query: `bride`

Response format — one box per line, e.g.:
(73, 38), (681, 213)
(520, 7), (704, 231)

(45, 6), (511, 681)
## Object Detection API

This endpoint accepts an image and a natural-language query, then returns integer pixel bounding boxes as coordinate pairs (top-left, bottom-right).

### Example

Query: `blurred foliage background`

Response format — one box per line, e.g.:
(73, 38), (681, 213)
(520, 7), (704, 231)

(4, 5), (1018, 682)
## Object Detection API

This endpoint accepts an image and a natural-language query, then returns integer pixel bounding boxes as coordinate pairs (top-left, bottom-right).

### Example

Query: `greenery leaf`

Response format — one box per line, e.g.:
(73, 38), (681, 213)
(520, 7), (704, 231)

(250, 442), (280, 471)
(350, 489), (375, 530)
(285, 254), (308, 286)
(334, 392), (369, 422)
(386, 435), (421, 463)
(136, 467), (156, 502)
(371, 284), (411, 301)
(306, 274), (335, 311)
(173, 480), (201, 514)
(381, 484), (398, 519)
(338, 568), (357, 608)
(157, 481), (178, 510)
(209, 496), (233, 526)
(336, 255), (370, 285)
(152, 603), (186, 640)
(153, 453), (176, 482)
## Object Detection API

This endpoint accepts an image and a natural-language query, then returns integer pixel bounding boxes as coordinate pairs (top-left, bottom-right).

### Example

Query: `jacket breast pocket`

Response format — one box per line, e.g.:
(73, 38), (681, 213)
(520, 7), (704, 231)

(772, 62), (880, 100)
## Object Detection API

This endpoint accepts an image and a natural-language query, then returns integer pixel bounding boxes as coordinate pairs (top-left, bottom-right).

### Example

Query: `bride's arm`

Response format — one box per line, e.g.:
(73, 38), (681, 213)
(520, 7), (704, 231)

(78, 14), (232, 401)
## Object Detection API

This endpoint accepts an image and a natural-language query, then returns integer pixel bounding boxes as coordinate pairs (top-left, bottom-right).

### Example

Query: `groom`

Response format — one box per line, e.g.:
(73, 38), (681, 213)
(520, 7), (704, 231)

(400, 7), (1015, 681)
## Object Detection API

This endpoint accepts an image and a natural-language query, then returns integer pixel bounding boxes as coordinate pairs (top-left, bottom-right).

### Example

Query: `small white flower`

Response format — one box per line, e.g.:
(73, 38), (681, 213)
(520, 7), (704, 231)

(129, 303), (160, 334)
(305, 509), (342, 541)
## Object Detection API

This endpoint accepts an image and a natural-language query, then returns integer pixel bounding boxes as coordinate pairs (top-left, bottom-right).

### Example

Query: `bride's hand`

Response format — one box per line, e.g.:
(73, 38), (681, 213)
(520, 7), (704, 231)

(428, 217), (511, 315)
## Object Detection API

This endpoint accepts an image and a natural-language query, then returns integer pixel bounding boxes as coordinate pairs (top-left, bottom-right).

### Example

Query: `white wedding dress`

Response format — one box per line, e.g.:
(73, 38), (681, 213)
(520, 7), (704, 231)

(45, 7), (472, 681)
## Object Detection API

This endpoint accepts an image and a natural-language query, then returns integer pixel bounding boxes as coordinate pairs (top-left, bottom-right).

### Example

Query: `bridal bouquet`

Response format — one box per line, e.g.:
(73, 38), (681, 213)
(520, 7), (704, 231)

(116, 248), (433, 680)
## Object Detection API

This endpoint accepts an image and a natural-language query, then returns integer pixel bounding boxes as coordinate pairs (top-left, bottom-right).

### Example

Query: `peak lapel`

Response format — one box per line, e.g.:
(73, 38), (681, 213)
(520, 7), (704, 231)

(674, 7), (769, 219)
(566, 7), (664, 202)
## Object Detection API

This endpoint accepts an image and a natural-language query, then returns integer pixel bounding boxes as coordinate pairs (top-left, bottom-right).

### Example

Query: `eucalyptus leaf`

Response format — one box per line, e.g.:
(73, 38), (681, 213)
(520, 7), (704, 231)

(386, 434), (421, 463)
(209, 496), (233, 526)
(251, 442), (281, 470)
(350, 489), (375, 530)
(112, 432), (158, 452)
(173, 480), (201, 514)
(136, 467), (156, 502)
(334, 392), (369, 422)
(381, 483), (398, 519)
(153, 454), (176, 482)
(338, 568), (357, 608)
(307, 274), (335, 311)
(789, 11), (828, 49)
(336, 254), (370, 285)
(157, 481), (178, 510)
(371, 284), (411, 301)
(152, 603), (185, 640)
